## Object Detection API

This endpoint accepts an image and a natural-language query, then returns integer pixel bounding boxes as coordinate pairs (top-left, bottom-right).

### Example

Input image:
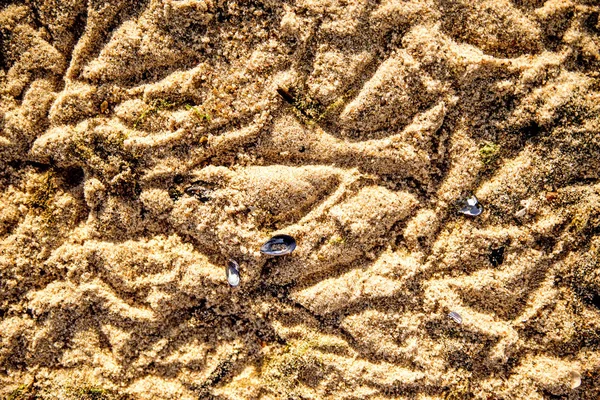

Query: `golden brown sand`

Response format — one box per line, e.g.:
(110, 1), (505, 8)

(1, 0), (600, 398)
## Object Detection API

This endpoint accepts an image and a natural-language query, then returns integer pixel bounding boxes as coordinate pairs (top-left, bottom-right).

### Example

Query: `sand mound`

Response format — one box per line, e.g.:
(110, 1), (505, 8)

(1, 0), (600, 398)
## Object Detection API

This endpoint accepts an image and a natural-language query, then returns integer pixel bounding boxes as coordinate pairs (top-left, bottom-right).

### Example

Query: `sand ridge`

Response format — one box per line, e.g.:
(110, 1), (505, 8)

(1, 0), (600, 398)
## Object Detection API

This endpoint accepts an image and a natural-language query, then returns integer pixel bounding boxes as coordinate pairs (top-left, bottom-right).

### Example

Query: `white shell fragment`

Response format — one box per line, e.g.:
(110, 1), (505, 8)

(448, 311), (463, 324)
(226, 260), (240, 287)
(516, 199), (531, 218)
(570, 371), (581, 389)
(515, 207), (527, 218)
(458, 196), (483, 217)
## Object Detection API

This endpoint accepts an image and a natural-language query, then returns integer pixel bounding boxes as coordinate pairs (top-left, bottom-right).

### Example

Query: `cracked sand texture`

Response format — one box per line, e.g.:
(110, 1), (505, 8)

(1, 0), (600, 398)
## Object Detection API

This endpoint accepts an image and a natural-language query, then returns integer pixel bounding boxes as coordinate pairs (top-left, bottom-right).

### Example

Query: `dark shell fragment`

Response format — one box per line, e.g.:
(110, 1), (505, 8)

(277, 87), (296, 105)
(185, 183), (211, 202)
(489, 246), (505, 267)
(260, 234), (296, 256)
(226, 260), (240, 287)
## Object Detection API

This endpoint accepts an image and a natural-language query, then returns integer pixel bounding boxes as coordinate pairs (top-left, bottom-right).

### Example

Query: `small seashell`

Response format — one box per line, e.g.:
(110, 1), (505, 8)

(448, 311), (463, 324)
(458, 196), (483, 216)
(260, 234), (296, 256)
(226, 260), (240, 287)
(570, 371), (581, 389)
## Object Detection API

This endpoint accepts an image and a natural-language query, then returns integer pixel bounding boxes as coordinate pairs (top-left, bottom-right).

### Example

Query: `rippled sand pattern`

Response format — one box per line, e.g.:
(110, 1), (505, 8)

(1, 0), (600, 398)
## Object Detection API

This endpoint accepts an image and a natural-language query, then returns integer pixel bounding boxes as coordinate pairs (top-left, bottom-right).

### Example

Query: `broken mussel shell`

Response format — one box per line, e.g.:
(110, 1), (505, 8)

(260, 234), (296, 256)
(448, 311), (463, 324)
(226, 260), (240, 287)
(458, 195), (483, 217)
(185, 182), (211, 202)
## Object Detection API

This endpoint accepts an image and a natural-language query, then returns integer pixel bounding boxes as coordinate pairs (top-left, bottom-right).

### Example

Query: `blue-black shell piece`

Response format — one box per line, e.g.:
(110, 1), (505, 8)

(226, 260), (240, 287)
(260, 234), (296, 256)
(458, 196), (483, 217)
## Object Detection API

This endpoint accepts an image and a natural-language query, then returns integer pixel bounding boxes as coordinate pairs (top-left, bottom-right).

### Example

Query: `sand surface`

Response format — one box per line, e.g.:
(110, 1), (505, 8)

(1, 0), (600, 398)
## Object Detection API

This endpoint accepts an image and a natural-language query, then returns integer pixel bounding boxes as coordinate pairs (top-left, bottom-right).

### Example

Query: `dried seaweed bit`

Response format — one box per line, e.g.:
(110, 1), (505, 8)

(570, 371), (582, 389)
(448, 311), (463, 324)
(260, 234), (297, 256)
(489, 246), (505, 267)
(185, 183), (211, 202)
(226, 260), (240, 287)
(458, 196), (483, 217)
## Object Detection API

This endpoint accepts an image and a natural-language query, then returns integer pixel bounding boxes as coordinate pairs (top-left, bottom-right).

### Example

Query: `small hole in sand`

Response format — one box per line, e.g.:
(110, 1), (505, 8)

(61, 167), (85, 188)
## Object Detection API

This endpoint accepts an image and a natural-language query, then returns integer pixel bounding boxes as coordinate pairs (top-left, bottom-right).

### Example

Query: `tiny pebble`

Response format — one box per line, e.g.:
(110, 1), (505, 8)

(546, 191), (558, 202)
(448, 311), (463, 324)
(226, 260), (240, 287)
(515, 208), (527, 218)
